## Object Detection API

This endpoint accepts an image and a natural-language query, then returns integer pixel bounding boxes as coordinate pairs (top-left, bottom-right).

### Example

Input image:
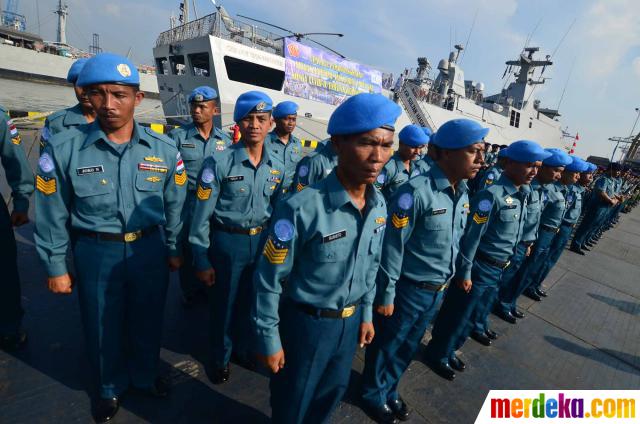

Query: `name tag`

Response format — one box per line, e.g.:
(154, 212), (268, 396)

(76, 165), (104, 176)
(322, 229), (346, 243)
(182, 143), (196, 148)
(432, 208), (447, 215)
(374, 225), (386, 234)
(224, 175), (244, 182)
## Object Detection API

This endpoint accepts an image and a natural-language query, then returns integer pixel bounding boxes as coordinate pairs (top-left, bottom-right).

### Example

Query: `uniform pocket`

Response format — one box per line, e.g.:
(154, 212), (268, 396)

(135, 173), (164, 191)
(312, 240), (350, 263)
(73, 175), (116, 219)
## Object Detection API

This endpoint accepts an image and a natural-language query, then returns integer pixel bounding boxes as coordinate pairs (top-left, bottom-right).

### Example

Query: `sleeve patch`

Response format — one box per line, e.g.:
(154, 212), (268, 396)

(391, 212), (409, 229)
(296, 182), (306, 192)
(298, 164), (309, 178)
(201, 167), (215, 184)
(274, 219), (294, 242)
(38, 153), (55, 173)
(263, 236), (289, 264)
(472, 212), (489, 224)
(397, 193), (414, 210)
(11, 136), (21, 145)
(175, 171), (187, 186)
(36, 175), (57, 195)
(478, 199), (492, 212)
(196, 184), (211, 200)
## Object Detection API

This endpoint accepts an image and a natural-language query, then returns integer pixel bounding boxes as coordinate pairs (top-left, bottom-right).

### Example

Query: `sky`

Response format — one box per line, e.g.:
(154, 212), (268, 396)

(11, 0), (640, 159)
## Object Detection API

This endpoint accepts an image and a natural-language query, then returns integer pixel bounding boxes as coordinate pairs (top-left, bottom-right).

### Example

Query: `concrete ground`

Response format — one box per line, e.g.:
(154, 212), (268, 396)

(1, 130), (639, 423)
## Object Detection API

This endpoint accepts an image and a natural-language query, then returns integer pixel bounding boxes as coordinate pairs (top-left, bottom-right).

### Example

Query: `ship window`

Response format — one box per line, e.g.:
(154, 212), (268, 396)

(188, 52), (210, 77)
(155, 57), (169, 76)
(170, 55), (186, 76)
(224, 56), (284, 90)
(509, 110), (521, 128)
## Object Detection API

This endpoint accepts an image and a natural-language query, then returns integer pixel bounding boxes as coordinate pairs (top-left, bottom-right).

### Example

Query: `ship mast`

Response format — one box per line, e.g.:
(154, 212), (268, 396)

(54, 0), (68, 44)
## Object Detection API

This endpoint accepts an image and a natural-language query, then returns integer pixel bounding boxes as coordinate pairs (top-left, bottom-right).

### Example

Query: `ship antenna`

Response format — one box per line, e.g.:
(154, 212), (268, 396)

(523, 15), (544, 50)
(555, 56), (576, 112)
(459, 8), (478, 64)
(551, 17), (576, 58)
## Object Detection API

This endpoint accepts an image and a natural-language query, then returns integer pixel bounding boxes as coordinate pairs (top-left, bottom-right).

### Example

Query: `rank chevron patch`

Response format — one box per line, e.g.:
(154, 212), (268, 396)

(175, 171), (187, 186)
(36, 175), (57, 195)
(391, 212), (409, 229)
(196, 184), (211, 200)
(263, 237), (289, 264)
(473, 212), (489, 224)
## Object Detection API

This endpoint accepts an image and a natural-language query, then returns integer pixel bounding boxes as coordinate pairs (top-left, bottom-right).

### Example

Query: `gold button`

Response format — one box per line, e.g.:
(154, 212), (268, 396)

(101, 179), (107, 185)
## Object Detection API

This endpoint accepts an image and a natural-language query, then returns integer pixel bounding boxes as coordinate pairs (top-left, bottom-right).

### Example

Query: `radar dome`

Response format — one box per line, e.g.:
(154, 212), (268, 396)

(475, 82), (485, 91)
(437, 59), (449, 70)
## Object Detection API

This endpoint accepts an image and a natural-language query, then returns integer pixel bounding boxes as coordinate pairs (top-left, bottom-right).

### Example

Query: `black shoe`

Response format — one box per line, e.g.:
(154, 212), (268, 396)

(470, 332), (492, 346)
(93, 397), (119, 423)
(536, 288), (548, 298)
(231, 352), (257, 371)
(449, 354), (466, 372)
(0, 330), (27, 351)
(364, 403), (400, 424)
(209, 364), (230, 384)
(585, 241), (595, 247)
(388, 397), (411, 421)
(582, 245), (592, 252)
(512, 310), (525, 319)
(569, 245), (585, 255)
(485, 329), (498, 340)
(495, 309), (517, 324)
(426, 359), (456, 381)
(146, 376), (171, 398)
(524, 290), (542, 302)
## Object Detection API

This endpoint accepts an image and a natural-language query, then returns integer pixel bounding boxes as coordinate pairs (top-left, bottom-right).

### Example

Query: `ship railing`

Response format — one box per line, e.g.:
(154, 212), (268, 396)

(156, 12), (284, 56)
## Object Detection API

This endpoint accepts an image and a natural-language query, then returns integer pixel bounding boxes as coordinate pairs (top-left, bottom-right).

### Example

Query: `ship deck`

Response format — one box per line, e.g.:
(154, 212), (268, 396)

(2, 131), (639, 423)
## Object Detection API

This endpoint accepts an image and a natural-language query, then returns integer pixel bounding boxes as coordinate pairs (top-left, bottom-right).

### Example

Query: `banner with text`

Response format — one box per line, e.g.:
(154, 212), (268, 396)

(283, 38), (382, 106)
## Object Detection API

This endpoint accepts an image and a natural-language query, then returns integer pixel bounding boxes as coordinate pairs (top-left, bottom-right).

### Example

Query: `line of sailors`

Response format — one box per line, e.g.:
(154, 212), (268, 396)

(1, 53), (639, 424)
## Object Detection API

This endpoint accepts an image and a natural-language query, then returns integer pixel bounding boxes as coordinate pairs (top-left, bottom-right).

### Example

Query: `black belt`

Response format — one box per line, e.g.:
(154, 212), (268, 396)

(403, 277), (448, 292)
(475, 251), (510, 270)
(540, 224), (560, 233)
(296, 302), (359, 319)
(212, 222), (266, 236)
(76, 226), (159, 243)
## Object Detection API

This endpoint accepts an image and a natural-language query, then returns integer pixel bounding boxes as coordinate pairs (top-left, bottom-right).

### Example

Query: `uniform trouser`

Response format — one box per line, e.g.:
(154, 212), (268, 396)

(536, 223), (574, 288)
(0, 200), (23, 336)
(73, 230), (169, 399)
(497, 241), (530, 315)
(270, 301), (362, 424)
(361, 278), (445, 408)
(178, 194), (201, 297)
(512, 229), (555, 295)
(208, 229), (263, 368)
(425, 259), (503, 365)
(584, 207), (610, 243)
(572, 204), (600, 247)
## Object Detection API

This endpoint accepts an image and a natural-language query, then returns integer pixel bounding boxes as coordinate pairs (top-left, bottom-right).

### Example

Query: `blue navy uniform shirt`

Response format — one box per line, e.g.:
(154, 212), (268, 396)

(252, 170), (387, 355)
(34, 121), (188, 277)
(291, 140), (337, 192)
(376, 162), (469, 305)
(562, 184), (584, 225)
(168, 123), (232, 192)
(521, 181), (543, 242)
(455, 174), (528, 281)
(374, 152), (421, 199)
(265, 131), (303, 192)
(0, 106), (34, 213)
(40, 104), (88, 151)
(188, 141), (284, 271)
(539, 181), (567, 228)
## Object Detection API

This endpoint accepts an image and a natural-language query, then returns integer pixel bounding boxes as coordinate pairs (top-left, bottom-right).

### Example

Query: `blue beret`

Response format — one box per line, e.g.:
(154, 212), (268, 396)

(497, 148), (509, 158)
(565, 156), (589, 172)
(432, 119), (489, 149)
(67, 58), (89, 84)
(233, 91), (273, 122)
(76, 53), (140, 87)
(543, 148), (573, 167)
(399, 124), (429, 147)
(422, 127), (433, 137)
(273, 101), (298, 118)
(189, 86), (218, 103)
(503, 140), (551, 163)
(327, 93), (401, 135)
(585, 162), (598, 173)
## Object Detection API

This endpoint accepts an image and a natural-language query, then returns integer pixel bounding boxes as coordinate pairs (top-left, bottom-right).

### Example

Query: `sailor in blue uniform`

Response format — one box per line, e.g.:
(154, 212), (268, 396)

(252, 93), (401, 424)
(374, 124), (429, 199)
(570, 163), (622, 254)
(513, 149), (572, 302)
(470, 148), (508, 195)
(266, 101), (303, 193)
(537, 157), (589, 284)
(34, 53), (187, 423)
(360, 119), (486, 423)
(291, 137), (337, 192)
(168, 86), (231, 306)
(40, 57), (96, 151)
(0, 105), (34, 351)
(189, 91), (284, 384)
(424, 140), (550, 380)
